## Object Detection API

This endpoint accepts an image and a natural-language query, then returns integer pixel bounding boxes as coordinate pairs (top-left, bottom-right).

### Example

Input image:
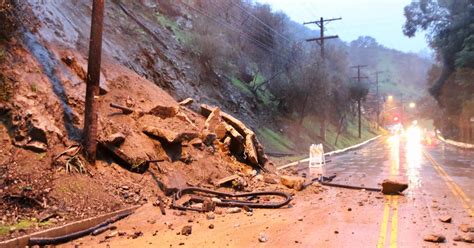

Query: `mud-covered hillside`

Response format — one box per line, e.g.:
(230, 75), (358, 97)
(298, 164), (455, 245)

(0, 0), (281, 240)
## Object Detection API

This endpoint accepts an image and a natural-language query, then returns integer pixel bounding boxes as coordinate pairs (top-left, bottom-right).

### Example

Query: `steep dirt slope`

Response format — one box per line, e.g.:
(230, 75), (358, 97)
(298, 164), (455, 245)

(0, 6), (270, 239)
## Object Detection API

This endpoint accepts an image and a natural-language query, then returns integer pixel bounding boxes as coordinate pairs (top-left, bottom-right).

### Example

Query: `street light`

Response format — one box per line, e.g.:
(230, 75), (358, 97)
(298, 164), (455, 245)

(388, 95), (393, 101)
(409, 102), (416, 108)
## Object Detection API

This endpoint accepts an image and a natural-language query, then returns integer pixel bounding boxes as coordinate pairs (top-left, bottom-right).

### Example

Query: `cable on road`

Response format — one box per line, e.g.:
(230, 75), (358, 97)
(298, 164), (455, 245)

(28, 210), (133, 246)
(171, 187), (293, 212)
(307, 175), (381, 192)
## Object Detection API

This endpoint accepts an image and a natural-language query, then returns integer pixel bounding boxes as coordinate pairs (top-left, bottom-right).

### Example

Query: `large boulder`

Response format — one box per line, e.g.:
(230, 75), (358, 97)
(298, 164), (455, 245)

(143, 125), (198, 143)
(147, 105), (179, 119)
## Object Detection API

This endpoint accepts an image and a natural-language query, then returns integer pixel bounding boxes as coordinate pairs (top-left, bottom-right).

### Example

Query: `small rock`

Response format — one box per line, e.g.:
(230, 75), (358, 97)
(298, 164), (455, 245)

(173, 211), (186, 216)
(258, 232), (268, 243)
(226, 207), (241, 214)
(280, 175), (305, 191)
(179, 98), (194, 106)
(202, 199), (216, 212)
(105, 231), (118, 239)
(181, 225), (192, 236)
(105, 132), (126, 146)
(131, 231), (143, 239)
(334, 230), (339, 234)
(439, 216), (452, 223)
(460, 224), (474, 233)
(23, 141), (47, 153)
(209, 224), (214, 229)
(246, 211), (253, 217)
(118, 231), (127, 236)
(347, 208), (352, 212)
(463, 233), (474, 243)
(243, 205), (252, 212)
(298, 217), (303, 221)
(453, 235), (463, 242)
(423, 234), (446, 243)
(263, 175), (279, 184)
(121, 185), (129, 190)
(206, 213), (215, 220)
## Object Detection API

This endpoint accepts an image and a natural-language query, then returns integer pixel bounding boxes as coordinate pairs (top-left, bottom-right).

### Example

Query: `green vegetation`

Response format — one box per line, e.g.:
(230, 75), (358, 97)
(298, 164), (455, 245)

(260, 115), (379, 155)
(0, 219), (51, 235)
(258, 127), (295, 153)
(155, 12), (192, 45)
(230, 75), (277, 108)
(403, 0), (473, 141)
(230, 77), (253, 96)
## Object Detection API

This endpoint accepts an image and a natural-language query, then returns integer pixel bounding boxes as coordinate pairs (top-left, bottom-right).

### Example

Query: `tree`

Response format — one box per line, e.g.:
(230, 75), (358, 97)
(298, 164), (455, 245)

(403, 0), (474, 141)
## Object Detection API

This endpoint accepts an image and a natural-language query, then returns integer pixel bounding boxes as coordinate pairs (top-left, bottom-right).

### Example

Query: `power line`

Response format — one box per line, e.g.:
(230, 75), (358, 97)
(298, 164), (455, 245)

(228, 0), (292, 43)
(178, 1), (293, 63)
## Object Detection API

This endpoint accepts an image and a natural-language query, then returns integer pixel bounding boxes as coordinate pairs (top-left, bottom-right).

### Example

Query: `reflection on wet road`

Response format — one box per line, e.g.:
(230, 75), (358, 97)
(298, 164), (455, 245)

(320, 130), (474, 247)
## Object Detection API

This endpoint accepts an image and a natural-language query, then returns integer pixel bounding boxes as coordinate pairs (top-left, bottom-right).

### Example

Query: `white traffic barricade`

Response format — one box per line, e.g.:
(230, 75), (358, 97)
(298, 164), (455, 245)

(309, 144), (325, 177)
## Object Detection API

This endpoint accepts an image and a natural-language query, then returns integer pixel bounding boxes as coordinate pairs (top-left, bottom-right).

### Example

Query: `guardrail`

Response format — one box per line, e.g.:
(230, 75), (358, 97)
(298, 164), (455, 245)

(276, 135), (382, 170)
(437, 135), (474, 149)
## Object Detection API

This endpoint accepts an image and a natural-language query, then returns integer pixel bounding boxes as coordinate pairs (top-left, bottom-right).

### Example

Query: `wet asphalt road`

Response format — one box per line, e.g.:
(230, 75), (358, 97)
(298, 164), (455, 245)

(313, 130), (474, 247)
(68, 130), (474, 248)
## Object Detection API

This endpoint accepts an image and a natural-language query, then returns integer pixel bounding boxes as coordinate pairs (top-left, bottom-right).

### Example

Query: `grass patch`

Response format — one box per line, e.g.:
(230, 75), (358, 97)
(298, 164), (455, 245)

(230, 77), (253, 96)
(258, 127), (294, 153)
(155, 12), (192, 45)
(300, 115), (379, 150)
(0, 219), (51, 235)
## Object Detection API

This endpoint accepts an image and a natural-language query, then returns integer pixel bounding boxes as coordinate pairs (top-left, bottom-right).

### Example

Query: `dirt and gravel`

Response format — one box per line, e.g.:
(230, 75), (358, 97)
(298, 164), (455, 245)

(0, 33), (272, 242)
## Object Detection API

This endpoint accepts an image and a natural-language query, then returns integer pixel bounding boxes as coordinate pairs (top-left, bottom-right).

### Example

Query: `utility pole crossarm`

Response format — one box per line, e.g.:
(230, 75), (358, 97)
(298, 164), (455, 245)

(306, 35), (339, 42)
(303, 17), (342, 25)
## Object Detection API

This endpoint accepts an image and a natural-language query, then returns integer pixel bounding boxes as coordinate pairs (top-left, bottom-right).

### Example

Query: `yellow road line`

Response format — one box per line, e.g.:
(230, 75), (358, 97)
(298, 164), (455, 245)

(389, 196), (398, 248)
(423, 150), (474, 217)
(377, 196), (392, 248)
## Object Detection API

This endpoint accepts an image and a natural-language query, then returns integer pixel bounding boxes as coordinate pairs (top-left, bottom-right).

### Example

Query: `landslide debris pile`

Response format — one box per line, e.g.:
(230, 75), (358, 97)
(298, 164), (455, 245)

(0, 35), (275, 240)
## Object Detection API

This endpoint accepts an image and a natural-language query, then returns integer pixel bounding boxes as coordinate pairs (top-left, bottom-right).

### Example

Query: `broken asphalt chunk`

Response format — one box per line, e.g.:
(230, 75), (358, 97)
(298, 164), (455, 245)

(381, 179), (408, 195)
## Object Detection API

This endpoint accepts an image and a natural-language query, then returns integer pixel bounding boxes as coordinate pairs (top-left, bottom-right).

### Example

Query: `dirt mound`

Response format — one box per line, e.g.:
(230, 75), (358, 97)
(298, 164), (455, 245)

(0, 32), (274, 241)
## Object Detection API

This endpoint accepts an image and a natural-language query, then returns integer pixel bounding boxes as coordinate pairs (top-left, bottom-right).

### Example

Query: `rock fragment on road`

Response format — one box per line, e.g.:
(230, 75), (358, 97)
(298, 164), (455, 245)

(280, 175), (305, 191)
(460, 224), (474, 233)
(423, 234), (446, 243)
(381, 179), (408, 195)
(181, 225), (192, 236)
(226, 207), (241, 214)
(439, 216), (451, 223)
(258, 232), (268, 243)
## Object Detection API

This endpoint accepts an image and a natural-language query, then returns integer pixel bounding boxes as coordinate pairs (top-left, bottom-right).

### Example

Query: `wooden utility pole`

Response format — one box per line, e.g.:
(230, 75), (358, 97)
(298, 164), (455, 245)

(303, 17), (342, 141)
(83, 0), (105, 163)
(400, 93), (404, 127)
(351, 65), (368, 138)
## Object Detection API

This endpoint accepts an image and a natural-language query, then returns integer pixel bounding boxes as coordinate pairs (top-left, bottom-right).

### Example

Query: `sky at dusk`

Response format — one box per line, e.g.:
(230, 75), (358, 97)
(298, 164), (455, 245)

(256, 0), (430, 54)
